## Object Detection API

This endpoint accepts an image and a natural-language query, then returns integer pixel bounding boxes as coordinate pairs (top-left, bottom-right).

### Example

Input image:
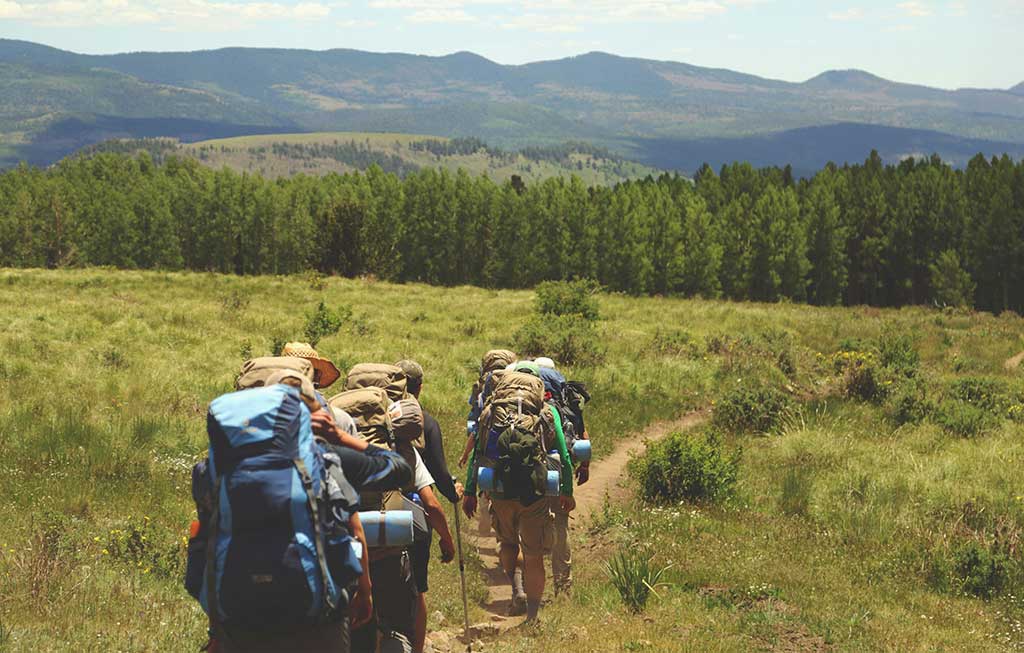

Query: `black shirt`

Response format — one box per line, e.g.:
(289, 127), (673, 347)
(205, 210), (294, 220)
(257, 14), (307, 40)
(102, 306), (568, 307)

(418, 411), (459, 504)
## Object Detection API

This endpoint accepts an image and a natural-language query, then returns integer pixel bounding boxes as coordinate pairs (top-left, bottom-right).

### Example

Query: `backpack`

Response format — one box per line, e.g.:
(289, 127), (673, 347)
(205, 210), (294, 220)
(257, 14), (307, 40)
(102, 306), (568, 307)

(236, 356), (314, 390)
(477, 372), (551, 505)
(185, 384), (362, 636)
(468, 350), (517, 416)
(345, 363), (408, 402)
(328, 388), (427, 553)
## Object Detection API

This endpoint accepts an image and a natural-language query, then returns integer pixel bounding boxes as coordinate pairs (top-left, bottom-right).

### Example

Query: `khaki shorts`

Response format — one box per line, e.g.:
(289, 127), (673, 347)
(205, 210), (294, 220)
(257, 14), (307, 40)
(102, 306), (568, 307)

(489, 497), (553, 557)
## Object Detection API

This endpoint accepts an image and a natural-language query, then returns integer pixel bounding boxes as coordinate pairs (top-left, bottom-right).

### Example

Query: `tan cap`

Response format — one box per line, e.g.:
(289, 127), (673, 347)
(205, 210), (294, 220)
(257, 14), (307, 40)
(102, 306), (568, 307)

(281, 342), (341, 389)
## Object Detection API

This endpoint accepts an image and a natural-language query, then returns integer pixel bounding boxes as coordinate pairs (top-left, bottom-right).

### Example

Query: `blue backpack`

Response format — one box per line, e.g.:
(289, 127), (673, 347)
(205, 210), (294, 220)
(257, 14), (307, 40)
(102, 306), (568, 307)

(185, 384), (361, 635)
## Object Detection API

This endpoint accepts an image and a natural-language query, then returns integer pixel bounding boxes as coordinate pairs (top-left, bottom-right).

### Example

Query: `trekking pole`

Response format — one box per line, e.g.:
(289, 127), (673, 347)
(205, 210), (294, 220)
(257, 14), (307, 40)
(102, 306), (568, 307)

(452, 477), (471, 649)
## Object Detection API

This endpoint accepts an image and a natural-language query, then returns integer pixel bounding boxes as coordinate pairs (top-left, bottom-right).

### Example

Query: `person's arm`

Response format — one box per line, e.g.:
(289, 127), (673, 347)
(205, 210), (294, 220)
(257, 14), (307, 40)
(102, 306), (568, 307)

(458, 432), (476, 468)
(418, 485), (455, 563)
(347, 512), (373, 629)
(421, 416), (459, 504)
(330, 443), (413, 492)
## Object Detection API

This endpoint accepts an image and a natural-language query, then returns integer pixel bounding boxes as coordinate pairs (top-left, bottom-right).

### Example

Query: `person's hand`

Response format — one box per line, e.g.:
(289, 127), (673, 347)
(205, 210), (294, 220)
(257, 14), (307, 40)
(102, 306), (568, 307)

(350, 580), (373, 629)
(575, 464), (590, 486)
(559, 495), (576, 513)
(439, 536), (456, 563)
(309, 409), (339, 443)
(458, 451), (470, 467)
(455, 481), (465, 500)
(463, 495), (477, 518)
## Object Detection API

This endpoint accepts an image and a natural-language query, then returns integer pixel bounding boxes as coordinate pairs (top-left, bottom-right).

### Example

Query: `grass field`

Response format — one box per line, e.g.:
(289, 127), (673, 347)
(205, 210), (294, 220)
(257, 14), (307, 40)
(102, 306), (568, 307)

(178, 131), (659, 184)
(1, 268), (1022, 652)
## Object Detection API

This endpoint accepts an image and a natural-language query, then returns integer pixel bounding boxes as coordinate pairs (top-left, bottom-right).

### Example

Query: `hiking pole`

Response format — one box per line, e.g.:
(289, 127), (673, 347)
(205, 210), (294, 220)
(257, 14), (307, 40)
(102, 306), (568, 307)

(452, 476), (471, 649)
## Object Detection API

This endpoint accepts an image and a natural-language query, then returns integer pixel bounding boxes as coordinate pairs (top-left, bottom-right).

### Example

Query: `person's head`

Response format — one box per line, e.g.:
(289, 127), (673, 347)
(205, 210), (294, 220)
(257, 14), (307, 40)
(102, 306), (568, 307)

(281, 342), (341, 389)
(395, 359), (424, 398)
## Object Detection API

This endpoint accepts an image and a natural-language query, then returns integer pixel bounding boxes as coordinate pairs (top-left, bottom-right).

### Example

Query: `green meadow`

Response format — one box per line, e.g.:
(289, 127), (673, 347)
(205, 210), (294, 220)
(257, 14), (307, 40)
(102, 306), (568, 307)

(1, 268), (1022, 652)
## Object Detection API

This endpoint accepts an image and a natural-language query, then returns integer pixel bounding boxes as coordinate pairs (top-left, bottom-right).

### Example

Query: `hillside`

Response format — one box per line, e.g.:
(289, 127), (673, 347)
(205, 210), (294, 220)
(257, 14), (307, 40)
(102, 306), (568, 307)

(2, 268), (1023, 651)
(2, 40), (1024, 171)
(80, 132), (659, 184)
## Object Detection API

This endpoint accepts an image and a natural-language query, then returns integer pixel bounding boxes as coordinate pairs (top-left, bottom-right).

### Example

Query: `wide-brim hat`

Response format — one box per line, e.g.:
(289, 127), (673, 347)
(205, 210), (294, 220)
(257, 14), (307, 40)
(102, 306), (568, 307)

(281, 342), (341, 389)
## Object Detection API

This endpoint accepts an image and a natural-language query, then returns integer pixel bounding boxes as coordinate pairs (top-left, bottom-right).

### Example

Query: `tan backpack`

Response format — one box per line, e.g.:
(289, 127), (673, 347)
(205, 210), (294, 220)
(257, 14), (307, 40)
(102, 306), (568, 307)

(470, 349), (517, 407)
(389, 398), (425, 449)
(346, 363), (408, 402)
(477, 371), (550, 465)
(236, 356), (314, 390)
(328, 386), (393, 448)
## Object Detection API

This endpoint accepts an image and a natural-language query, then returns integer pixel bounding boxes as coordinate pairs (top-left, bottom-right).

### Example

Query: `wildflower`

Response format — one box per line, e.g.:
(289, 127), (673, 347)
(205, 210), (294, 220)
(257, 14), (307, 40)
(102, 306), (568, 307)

(102, 549), (110, 555)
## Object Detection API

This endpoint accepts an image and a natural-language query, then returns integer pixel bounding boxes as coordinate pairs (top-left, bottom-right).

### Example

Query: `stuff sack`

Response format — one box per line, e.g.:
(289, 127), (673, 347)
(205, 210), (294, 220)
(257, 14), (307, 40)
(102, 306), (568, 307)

(328, 386), (394, 449)
(235, 356), (314, 391)
(186, 384), (357, 635)
(345, 364), (408, 402)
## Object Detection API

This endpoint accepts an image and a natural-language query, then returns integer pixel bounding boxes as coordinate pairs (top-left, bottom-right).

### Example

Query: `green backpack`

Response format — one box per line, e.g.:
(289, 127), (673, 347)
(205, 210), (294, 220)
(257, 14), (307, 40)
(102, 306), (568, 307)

(495, 425), (549, 506)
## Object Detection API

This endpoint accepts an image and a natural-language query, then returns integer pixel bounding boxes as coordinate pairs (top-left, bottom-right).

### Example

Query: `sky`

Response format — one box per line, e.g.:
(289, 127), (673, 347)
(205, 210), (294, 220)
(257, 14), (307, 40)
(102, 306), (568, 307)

(0, 0), (1021, 90)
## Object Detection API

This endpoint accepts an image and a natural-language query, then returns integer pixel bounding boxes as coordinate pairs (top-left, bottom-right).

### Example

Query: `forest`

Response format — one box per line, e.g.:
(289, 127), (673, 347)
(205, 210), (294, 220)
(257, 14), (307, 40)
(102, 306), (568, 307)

(1, 150), (1022, 313)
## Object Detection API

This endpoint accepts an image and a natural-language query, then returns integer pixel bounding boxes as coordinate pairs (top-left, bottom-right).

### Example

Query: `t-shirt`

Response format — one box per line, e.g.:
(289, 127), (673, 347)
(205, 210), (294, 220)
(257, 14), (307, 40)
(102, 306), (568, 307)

(412, 448), (435, 493)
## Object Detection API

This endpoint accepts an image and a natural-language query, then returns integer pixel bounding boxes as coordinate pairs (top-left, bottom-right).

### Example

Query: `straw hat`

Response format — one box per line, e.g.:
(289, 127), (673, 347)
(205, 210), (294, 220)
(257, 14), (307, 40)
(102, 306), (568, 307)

(281, 342), (341, 389)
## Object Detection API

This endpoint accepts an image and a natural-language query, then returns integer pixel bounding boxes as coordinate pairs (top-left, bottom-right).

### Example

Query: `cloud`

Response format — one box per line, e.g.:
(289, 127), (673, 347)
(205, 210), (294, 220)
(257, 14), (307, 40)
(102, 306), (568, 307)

(405, 7), (475, 22)
(3, 0), (333, 27)
(828, 7), (863, 20)
(947, 0), (966, 16)
(897, 1), (932, 17)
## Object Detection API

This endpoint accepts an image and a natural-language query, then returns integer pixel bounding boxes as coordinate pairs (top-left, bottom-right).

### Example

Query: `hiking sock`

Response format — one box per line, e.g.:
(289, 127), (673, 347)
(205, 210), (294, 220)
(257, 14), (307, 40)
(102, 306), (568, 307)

(512, 568), (525, 597)
(526, 599), (541, 621)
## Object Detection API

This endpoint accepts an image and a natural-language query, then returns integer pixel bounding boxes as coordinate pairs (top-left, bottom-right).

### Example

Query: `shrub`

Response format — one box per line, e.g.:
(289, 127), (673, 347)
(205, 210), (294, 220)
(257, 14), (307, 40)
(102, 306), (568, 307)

(303, 301), (351, 346)
(605, 548), (671, 613)
(714, 385), (791, 434)
(950, 377), (1009, 413)
(952, 541), (1008, 599)
(630, 431), (740, 504)
(937, 400), (999, 437)
(648, 329), (699, 358)
(885, 378), (935, 425)
(877, 330), (920, 378)
(534, 279), (601, 320)
(514, 314), (604, 367)
(831, 350), (889, 403)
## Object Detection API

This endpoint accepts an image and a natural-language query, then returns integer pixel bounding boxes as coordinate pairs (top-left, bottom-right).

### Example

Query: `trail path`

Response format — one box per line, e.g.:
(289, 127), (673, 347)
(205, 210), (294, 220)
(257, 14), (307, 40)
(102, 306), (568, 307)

(1005, 351), (1024, 371)
(439, 409), (709, 649)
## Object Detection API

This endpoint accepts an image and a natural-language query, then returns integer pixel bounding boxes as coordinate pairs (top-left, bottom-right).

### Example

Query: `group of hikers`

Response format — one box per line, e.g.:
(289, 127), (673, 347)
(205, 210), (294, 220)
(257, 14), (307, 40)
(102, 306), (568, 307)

(185, 344), (592, 652)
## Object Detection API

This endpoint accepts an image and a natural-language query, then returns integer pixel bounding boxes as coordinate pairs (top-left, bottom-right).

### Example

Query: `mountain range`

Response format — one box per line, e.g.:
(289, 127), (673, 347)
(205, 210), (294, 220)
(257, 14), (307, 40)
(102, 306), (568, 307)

(2, 39), (1023, 174)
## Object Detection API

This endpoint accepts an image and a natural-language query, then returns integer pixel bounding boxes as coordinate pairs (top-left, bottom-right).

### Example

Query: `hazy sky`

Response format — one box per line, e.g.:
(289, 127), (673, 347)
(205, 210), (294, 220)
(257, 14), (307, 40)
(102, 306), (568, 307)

(1, 0), (1021, 90)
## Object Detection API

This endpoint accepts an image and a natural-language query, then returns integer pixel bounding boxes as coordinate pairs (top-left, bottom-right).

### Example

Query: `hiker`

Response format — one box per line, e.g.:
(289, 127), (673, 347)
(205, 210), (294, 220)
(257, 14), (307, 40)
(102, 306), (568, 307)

(282, 341), (343, 392)
(187, 355), (414, 653)
(460, 350), (517, 537)
(329, 363), (456, 653)
(394, 359), (462, 653)
(535, 357), (591, 596)
(463, 362), (576, 623)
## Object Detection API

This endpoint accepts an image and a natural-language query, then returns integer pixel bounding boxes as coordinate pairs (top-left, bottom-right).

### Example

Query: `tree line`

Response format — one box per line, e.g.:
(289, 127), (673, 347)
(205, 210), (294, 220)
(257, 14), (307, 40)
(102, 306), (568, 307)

(1, 150), (1022, 313)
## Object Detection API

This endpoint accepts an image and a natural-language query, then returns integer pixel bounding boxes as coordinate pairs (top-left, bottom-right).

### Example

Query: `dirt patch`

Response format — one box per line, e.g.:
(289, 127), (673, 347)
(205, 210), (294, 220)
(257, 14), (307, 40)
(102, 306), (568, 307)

(1005, 351), (1024, 371)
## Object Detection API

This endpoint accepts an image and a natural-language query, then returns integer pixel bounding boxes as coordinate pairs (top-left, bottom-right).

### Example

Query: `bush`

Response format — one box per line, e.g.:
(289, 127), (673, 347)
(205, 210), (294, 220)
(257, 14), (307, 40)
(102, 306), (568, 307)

(831, 350), (890, 403)
(950, 377), (1009, 413)
(877, 330), (920, 378)
(648, 329), (699, 358)
(713, 385), (791, 434)
(885, 378), (935, 425)
(534, 279), (601, 320)
(630, 431), (740, 504)
(937, 400), (999, 437)
(514, 314), (604, 367)
(303, 301), (351, 346)
(605, 548), (671, 613)
(952, 541), (1008, 599)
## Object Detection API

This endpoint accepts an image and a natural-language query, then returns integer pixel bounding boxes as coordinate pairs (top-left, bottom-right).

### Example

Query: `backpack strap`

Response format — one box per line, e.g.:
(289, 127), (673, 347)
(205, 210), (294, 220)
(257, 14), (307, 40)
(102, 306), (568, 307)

(293, 457), (337, 615)
(205, 476), (223, 642)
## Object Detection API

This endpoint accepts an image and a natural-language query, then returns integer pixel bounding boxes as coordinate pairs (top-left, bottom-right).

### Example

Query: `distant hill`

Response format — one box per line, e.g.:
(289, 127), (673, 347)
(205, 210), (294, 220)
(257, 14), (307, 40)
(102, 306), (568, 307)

(77, 132), (659, 184)
(1011, 82), (1024, 96)
(2, 39), (1023, 172)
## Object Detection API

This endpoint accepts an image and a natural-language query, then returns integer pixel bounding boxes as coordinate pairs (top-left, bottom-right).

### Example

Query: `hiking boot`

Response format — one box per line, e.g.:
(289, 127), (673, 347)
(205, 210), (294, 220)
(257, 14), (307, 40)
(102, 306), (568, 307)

(509, 592), (528, 616)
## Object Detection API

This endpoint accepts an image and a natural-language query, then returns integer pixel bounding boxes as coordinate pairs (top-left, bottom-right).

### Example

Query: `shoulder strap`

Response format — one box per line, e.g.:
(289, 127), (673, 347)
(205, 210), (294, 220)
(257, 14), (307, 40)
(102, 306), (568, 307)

(205, 476), (222, 640)
(293, 457), (336, 615)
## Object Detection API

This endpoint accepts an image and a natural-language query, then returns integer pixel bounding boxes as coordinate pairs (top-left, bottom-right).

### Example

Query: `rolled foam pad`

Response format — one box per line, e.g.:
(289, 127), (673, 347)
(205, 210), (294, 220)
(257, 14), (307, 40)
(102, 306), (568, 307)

(358, 510), (414, 548)
(546, 470), (560, 496)
(478, 466), (499, 493)
(572, 440), (592, 463)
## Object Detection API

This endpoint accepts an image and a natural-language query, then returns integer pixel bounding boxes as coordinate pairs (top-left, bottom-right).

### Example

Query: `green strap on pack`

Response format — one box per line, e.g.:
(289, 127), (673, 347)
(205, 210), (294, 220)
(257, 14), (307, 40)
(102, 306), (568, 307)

(547, 405), (575, 496)
(293, 458), (337, 615)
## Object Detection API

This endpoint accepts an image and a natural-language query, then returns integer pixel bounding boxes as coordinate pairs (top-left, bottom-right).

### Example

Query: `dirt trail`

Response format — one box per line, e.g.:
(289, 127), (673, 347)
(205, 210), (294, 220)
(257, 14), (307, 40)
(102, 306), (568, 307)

(1004, 351), (1024, 371)
(444, 409), (710, 647)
